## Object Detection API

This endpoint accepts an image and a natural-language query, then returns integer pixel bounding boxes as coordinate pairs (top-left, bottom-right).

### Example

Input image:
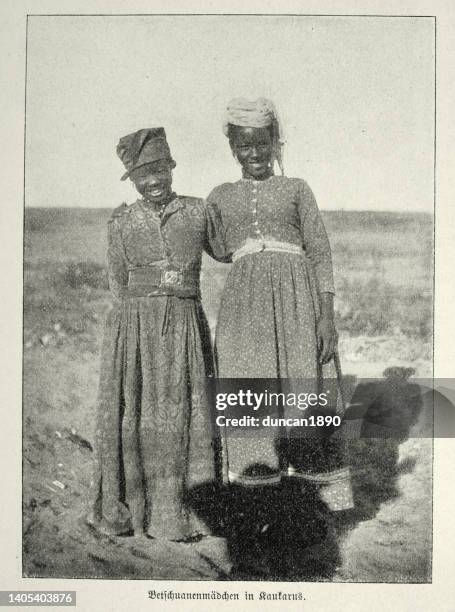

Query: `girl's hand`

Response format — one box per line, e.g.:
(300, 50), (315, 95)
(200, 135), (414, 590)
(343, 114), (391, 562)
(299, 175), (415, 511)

(317, 315), (338, 364)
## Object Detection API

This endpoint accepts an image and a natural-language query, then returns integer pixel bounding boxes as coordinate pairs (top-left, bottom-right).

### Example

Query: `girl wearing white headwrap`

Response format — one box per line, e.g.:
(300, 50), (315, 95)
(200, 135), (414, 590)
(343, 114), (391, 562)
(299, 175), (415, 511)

(206, 97), (352, 574)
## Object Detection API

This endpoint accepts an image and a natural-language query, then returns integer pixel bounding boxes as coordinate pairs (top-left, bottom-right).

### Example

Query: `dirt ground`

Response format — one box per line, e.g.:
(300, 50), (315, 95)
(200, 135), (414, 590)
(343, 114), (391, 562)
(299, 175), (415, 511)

(22, 208), (433, 582)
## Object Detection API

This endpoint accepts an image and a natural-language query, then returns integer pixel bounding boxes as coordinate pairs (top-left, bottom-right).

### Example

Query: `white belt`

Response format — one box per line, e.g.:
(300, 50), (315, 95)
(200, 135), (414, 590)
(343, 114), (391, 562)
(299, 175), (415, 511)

(232, 239), (303, 262)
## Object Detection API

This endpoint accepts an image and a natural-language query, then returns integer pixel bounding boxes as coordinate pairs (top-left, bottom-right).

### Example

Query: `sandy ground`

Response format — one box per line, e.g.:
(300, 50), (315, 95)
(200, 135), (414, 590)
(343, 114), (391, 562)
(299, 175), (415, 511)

(23, 208), (433, 581)
(23, 322), (432, 582)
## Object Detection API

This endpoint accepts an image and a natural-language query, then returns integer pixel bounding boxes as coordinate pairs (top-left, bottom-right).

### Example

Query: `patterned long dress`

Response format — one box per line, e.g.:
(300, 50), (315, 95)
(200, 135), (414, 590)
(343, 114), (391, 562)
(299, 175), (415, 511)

(207, 176), (350, 506)
(89, 195), (225, 540)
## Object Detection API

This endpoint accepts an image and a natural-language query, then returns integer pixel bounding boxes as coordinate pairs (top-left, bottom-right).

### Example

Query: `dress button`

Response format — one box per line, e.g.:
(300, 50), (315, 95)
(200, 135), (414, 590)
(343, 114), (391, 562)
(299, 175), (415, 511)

(253, 220), (259, 225)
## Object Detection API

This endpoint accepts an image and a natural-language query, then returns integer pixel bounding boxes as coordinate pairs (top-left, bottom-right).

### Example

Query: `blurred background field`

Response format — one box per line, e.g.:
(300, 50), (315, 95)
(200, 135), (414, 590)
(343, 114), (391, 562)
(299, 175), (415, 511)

(24, 207), (433, 351)
(22, 207), (433, 581)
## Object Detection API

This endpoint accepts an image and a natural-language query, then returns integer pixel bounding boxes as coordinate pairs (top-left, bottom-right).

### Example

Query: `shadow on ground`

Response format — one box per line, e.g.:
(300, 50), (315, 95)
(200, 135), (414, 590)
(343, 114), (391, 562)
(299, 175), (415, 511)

(23, 367), (428, 581)
(187, 368), (426, 581)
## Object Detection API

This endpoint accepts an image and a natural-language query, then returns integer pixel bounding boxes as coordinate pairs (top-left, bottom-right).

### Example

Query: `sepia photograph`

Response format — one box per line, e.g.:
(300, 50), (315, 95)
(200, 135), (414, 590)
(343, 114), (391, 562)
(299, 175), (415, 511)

(21, 12), (435, 586)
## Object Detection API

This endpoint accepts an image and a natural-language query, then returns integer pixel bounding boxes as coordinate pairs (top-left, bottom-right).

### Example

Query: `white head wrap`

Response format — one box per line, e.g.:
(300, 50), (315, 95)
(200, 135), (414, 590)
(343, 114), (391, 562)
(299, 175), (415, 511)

(223, 97), (285, 175)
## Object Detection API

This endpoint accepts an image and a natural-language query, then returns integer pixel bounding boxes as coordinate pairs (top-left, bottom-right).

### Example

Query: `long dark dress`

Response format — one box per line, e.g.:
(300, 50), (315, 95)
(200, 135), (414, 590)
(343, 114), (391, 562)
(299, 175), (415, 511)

(89, 195), (224, 540)
(207, 176), (352, 510)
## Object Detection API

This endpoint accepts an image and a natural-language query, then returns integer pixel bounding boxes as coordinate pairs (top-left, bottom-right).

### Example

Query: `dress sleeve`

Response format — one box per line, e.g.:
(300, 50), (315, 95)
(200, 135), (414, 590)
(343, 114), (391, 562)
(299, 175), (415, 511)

(107, 215), (128, 300)
(203, 195), (232, 263)
(298, 180), (335, 295)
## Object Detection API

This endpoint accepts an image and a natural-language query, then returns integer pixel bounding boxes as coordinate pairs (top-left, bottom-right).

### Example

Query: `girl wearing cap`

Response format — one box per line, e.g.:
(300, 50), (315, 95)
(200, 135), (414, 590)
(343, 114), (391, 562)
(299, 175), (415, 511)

(206, 99), (352, 555)
(87, 128), (226, 542)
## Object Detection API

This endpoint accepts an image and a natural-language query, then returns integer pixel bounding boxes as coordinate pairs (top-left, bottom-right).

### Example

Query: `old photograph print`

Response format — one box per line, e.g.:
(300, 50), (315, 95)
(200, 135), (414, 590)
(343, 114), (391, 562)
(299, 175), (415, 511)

(23, 14), (434, 581)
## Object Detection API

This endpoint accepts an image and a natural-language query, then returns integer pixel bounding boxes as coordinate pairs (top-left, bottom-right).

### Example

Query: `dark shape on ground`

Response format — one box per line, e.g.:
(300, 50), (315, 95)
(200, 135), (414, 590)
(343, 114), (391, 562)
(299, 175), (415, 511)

(187, 367), (425, 580)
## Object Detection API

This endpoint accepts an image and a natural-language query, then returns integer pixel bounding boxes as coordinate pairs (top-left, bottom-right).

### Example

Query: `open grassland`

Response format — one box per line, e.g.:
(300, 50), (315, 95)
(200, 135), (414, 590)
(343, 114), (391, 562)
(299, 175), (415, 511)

(23, 207), (433, 581)
(24, 207), (433, 346)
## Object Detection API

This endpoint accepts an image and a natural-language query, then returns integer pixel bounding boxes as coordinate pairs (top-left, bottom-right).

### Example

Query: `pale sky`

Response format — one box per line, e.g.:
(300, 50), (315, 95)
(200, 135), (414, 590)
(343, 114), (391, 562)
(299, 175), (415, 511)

(25, 15), (434, 211)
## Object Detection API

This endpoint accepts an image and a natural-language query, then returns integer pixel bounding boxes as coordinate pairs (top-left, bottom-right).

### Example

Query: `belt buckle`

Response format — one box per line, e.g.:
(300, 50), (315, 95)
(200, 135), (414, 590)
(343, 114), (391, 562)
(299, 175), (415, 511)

(160, 269), (183, 286)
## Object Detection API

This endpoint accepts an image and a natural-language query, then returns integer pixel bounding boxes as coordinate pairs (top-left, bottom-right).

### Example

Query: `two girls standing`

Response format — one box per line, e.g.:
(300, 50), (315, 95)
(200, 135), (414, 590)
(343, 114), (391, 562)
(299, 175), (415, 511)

(88, 99), (352, 550)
